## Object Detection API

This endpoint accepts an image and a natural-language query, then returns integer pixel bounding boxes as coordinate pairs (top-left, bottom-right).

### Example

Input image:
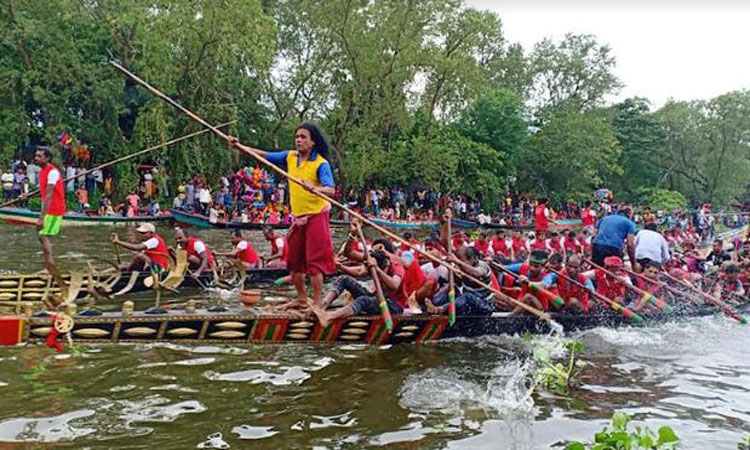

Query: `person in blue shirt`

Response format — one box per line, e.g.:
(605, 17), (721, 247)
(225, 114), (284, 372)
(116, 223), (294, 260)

(592, 207), (637, 269)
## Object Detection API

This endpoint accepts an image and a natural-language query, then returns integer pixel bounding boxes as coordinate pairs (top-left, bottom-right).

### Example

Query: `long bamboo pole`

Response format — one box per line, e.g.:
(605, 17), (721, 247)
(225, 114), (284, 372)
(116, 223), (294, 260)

(108, 60), (554, 325)
(0, 121), (236, 209)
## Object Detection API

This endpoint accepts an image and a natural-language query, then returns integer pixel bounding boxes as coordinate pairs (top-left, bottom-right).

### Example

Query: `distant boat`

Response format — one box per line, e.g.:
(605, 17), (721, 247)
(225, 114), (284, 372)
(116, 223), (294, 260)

(0, 207), (173, 227)
(170, 208), (290, 230)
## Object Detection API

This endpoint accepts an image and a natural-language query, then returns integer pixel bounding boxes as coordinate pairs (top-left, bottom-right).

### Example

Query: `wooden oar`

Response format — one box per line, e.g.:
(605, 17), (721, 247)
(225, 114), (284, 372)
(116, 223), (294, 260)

(0, 121), (236, 209)
(548, 267), (644, 324)
(355, 221), (393, 331)
(619, 266), (699, 306)
(109, 61), (553, 324)
(490, 261), (564, 308)
(446, 211), (456, 326)
(585, 259), (672, 313)
(660, 269), (747, 324)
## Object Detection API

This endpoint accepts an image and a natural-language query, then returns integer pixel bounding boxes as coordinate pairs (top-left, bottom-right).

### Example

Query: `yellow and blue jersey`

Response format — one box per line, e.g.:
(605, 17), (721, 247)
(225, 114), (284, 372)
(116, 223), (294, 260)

(265, 150), (334, 216)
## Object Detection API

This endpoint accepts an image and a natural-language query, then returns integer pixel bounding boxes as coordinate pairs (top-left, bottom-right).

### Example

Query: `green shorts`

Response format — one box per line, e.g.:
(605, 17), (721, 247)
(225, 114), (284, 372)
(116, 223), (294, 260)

(39, 215), (63, 236)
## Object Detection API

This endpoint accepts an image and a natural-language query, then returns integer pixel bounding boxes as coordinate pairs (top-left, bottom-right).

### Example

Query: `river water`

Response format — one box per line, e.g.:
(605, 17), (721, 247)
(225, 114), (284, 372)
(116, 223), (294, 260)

(0, 223), (748, 449)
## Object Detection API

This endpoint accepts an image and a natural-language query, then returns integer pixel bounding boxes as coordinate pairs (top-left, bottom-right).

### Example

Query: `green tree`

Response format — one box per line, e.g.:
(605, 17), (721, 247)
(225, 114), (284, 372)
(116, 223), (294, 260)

(609, 97), (667, 197)
(516, 105), (622, 198)
(529, 34), (622, 112)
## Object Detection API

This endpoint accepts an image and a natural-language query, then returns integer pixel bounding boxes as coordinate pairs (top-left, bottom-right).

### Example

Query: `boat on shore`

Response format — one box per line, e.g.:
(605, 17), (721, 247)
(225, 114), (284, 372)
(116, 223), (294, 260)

(0, 207), (172, 227)
(0, 302), (733, 347)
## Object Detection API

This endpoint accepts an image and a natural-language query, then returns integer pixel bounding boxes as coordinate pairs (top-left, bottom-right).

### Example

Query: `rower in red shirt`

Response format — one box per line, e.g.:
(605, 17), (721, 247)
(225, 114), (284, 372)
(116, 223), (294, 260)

(214, 230), (261, 269)
(582, 256), (632, 304)
(542, 255), (594, 313)
(473, 232), (491, 257)
(261, 225), (288, 268)
(490, 230), (515, 263)
(174, 228), (214, 278)
(111, 222), (170, 273)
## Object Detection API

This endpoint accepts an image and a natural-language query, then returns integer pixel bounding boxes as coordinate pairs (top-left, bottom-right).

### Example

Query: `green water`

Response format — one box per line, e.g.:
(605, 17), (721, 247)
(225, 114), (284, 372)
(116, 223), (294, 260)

(0, 223), (748, 449)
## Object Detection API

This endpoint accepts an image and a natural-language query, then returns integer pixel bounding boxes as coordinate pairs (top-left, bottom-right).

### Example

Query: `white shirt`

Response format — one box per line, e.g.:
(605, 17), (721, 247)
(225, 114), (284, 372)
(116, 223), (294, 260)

(635, 229), (670, 264)
(421, 262), (449, 283)
(236, 241), (248, 251)
(144, 237), (159, 249)
(199, 188), (211, 203)
(1, 173), (13, 188)
(274, 237), (285, 252)
(26, 164), (40, 185)
(193, 240), (206, 255)
(47, 169), (60, 184)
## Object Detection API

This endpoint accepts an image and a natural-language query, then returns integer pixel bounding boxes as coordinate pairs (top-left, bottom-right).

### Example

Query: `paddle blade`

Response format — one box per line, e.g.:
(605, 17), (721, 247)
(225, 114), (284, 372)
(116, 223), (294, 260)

(273, 275), (291, 286)
(448, 289), (456, 326)
(629, 311), (645, 325)
(378, 299), (393, 331)
(740, 316), (747, 325)
(553, 296), (564, 308)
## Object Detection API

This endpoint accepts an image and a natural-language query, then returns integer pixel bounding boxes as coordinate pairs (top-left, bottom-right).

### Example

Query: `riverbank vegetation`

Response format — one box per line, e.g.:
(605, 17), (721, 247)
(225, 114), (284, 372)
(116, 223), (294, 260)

(2, 0), (749, 208)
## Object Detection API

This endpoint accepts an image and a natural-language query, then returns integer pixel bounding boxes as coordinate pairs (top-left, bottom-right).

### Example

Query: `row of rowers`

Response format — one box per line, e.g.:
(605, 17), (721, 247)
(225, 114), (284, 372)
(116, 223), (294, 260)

(308, 222), (711, 327)
(110, 223), (288, 276)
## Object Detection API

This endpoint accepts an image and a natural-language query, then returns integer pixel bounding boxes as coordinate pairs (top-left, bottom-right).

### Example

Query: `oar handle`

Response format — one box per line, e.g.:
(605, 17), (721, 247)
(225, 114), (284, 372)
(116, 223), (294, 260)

(549, 268), (644, 324)
(446, 211), (456, 326)
(661, 270), (746, 324)
(491, 262), (564, 308)
(356, 222), (392, 331)
(585, 259), (671, 313)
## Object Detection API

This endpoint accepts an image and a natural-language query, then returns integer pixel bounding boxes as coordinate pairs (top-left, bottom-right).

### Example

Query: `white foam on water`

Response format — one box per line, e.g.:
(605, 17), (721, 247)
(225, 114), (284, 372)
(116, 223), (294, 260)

(204, 366), (311, 385)
(231, 424), (279, 440)
(0, 410), (96, 443)
(308, 412), (357, 430)
(197, 432), (230, 449)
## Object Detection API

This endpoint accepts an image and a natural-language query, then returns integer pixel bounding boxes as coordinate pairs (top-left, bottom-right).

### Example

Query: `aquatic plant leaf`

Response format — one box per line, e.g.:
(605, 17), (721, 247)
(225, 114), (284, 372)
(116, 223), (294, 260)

(565, 442), (585, 450)
(657, 426), (678, 444)
(612, 411), (630, 430)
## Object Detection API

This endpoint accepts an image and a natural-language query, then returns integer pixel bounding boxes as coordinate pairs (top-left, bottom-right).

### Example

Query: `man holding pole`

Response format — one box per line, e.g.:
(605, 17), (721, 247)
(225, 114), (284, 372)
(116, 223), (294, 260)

(251, 123), (336, 309)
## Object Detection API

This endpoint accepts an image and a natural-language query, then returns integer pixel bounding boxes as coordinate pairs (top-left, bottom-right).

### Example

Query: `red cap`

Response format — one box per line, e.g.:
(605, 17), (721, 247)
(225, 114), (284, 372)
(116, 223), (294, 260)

(603, 256), (623, 268)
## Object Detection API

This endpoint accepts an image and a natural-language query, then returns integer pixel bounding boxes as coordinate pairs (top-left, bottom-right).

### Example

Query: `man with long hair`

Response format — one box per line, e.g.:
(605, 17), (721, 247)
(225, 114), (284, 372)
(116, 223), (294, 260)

(246, 123), (336, 310)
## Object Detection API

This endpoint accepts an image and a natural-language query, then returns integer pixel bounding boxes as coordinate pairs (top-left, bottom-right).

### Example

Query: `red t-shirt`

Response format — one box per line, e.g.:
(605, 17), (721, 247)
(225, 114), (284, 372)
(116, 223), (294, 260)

(385, 262), (409, 308)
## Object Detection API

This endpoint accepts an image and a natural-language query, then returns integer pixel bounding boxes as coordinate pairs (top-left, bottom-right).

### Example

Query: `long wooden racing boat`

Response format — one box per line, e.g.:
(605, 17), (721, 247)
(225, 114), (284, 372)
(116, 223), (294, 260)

(0, 207), (173, 227)
(0, 263), (288, 309)
(0, 302), (734, 347)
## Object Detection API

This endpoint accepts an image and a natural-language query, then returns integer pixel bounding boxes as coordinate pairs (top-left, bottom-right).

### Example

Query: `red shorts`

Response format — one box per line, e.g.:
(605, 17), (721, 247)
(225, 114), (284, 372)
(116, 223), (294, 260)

(286, 209), (336, 276)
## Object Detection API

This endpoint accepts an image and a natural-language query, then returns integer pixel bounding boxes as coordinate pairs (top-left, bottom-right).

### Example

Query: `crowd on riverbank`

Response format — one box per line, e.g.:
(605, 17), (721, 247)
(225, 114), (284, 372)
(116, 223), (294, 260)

(4, 156), (750, 237)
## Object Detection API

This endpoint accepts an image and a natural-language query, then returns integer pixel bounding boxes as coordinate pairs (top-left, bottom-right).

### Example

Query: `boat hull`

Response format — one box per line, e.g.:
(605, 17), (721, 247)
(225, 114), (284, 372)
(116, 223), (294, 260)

(0, 207), (172, 227)
(5, 304), (728, 346)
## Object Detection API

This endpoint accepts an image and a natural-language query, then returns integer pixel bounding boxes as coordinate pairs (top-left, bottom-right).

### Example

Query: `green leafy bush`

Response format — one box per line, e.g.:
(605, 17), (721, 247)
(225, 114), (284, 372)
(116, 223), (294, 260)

(567, 411), (679, 450)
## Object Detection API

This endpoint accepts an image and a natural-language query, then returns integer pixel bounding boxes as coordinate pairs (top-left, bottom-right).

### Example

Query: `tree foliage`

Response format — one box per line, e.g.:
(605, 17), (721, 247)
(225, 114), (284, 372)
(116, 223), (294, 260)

(0, 0), (746, 208)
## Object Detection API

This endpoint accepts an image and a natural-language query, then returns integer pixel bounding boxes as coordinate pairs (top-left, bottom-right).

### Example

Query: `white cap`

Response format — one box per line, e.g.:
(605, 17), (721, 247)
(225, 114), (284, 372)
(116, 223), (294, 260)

(136, 222), (156, 233)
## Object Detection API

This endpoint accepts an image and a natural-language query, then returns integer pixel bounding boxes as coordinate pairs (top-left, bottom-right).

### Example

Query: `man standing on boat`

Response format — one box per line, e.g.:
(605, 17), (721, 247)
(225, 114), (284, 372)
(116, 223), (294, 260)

(174, 228), (214, 279)
(242, 123), (336, 309)
(35, 146), (66, 278)
(591, 206), (637, 268)
(111, 222), (170, 273)
(534, 197), (556, 233)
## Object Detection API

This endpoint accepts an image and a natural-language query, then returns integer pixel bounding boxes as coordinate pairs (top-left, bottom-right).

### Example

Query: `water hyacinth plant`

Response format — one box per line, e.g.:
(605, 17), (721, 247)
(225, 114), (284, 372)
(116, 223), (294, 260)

(566, 411), (679, 450)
